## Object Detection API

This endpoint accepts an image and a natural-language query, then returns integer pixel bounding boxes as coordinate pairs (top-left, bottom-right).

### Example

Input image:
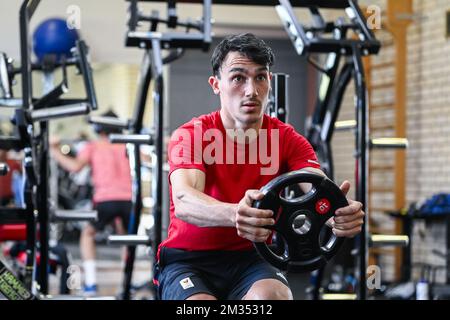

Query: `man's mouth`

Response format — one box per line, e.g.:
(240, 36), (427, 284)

(242, 101), (260, 107)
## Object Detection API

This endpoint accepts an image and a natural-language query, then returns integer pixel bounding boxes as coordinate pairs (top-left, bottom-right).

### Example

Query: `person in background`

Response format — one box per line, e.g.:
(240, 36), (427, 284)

(50, 110), (133, 296)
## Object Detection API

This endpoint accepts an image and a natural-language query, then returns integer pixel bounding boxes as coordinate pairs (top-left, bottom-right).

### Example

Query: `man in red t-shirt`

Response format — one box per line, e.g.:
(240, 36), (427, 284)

(50, 111), (132, 296)
(155, 33), (365, 300)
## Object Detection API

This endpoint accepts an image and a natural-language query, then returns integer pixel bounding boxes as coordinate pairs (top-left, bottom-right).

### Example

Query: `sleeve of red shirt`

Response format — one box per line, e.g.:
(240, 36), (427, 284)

(77, 142), (93, 163)
(283, 124), (321, 171)
(167, 119), (206, 184)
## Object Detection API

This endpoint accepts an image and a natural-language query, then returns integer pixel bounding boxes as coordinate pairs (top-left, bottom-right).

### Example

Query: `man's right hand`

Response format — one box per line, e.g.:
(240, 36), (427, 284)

(235, 190), (275, 242)
(49, 136), (61, 150)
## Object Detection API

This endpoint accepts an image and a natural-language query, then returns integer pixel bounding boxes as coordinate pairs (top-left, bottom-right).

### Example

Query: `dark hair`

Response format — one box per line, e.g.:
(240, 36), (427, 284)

(94, 109), (122, 135)
(211, 33), (274, 78)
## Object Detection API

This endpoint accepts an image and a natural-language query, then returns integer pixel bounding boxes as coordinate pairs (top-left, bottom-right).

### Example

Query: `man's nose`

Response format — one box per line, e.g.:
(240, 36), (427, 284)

(245, 79), (258, 97)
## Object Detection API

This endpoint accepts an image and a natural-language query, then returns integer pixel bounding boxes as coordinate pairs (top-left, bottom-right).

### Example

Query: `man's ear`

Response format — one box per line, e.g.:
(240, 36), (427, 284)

(208, 76), (220, 95)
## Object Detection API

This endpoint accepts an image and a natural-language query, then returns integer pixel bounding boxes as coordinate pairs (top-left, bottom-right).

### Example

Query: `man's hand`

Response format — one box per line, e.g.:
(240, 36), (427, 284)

(236, 190), (275, 242)
(49, 136), (61, 150)
(329, 180), (365, 238)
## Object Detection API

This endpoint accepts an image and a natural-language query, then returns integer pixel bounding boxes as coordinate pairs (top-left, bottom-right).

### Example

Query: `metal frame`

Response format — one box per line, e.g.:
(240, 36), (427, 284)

(130, 0), (350, 8)
(102, 0), (212, 300)
(0, 0), (98, 295)
(125, 0), (211, 50)
(276, 0), (380, 300)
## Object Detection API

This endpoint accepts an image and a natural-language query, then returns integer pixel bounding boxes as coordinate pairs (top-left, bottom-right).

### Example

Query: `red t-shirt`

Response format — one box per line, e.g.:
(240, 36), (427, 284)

(0, 159), (21, 198)
(159, 111), (320, 255)
(77, 141), (132, 204)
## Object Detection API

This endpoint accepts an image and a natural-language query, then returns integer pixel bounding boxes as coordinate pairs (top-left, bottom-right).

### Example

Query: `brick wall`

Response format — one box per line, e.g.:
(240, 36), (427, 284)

(405, 0), (450, 284)
(330, 0), (450, 284)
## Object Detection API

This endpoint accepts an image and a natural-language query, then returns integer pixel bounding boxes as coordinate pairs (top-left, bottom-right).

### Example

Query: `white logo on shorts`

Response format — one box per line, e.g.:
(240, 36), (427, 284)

(179, 277), (195, 290)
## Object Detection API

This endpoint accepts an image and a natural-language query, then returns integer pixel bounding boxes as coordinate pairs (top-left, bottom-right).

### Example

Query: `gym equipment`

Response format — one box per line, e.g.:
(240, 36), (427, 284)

(369, 235), (409, 248)
(0, 162), (9, 176)
(275, 0), (380, 179)
(91, 110), (124, 134)
(136, 0), (350, 7)
(0, 53), (13, 99)
(252, 170), (348, 272)
(276, 0), (409, 299)
(0, 259), (37, 300)
(0, 0), (98, 297)
(0, 257), (116, 300)
(32, 18), (79, 63)
(0, 40), (97, 111)
(126, 0), (211, 50)
(52, 210), (97, 222)
(268, 73), (289, 123)
(87, 0), (212, 300)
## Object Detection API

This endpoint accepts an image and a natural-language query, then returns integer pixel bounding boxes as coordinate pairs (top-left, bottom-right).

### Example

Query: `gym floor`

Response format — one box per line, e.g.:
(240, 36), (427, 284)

(50, 241), (310, 299)
(48, 242), (154, 299)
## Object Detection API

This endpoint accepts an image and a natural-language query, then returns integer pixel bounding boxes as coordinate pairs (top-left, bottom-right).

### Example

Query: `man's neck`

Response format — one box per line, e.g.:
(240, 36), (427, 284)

(219, 109), (263, 132)
(98, 134), (109, 142)
(219, 109), (264, 144)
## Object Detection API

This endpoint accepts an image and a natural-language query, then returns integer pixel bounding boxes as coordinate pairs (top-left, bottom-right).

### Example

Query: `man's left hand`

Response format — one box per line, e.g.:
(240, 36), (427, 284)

(329, 180), (365, 238)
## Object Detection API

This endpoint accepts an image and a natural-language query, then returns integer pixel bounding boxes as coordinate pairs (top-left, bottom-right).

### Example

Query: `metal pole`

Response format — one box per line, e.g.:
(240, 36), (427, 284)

(120, 52), (152, 300)
(352, 44), (369, 300)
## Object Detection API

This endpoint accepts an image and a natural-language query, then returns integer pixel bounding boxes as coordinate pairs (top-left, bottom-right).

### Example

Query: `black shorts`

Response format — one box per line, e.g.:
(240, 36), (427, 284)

(92, 200), (132, 231)
(153, 247), (289, 300)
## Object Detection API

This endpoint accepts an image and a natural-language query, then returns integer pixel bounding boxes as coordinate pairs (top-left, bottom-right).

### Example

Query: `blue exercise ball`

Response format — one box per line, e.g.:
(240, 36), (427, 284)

(33, 18), (79, 62)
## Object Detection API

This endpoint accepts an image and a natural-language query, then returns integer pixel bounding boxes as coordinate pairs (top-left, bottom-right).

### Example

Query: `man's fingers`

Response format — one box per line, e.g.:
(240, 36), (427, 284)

(339, 180), (351, 196)
(334, 211), (364, 223)
(237, 205), (273, 218)
(244, 191), (260, 206)
(336, 201), (363, 216)
(241, 190), (273, 218)
(332, 225), (362, 238)
(237, 225), (272, 242)
(236, 215), (275, 227)
(333, 218), (364, 231)
(245, 189), (264, 202)
(326, 217), (335, 228)
(49, 136), (61, 147)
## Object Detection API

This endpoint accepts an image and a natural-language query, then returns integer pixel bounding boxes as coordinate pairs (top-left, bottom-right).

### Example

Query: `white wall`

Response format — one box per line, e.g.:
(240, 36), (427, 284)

(1, 0), (141, 63)
(0, 0), (311, 63)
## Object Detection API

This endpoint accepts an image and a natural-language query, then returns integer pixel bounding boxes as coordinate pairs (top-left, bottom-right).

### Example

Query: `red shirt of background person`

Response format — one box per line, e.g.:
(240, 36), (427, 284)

(77, 140), (132, 204)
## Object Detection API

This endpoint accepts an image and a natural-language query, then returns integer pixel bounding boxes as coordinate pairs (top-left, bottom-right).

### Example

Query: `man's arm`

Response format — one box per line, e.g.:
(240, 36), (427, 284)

(172, 168), (275, 241)
(171, 168), (238, 227)
(50, 142), (88, 173)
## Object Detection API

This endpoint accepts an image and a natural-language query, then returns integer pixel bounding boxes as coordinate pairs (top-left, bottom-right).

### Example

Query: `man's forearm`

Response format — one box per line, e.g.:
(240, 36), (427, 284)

(173, 186), (237, 227)
(50, 148), (83, 173)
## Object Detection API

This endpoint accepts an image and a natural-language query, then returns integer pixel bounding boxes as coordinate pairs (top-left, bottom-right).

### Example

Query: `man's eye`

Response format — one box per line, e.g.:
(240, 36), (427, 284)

(233, 76), (243, 82)
(257, 75), (267, 81)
